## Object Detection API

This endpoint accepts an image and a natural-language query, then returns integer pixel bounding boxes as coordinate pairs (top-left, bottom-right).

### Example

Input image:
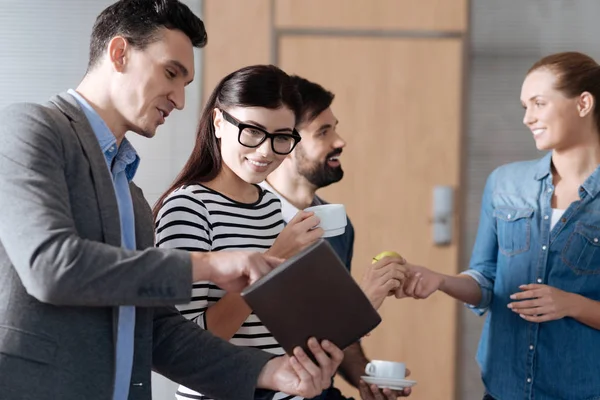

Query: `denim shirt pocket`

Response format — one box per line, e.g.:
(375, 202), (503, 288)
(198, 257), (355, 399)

(562, 222), (600, 275)
(493, 207), (534, 256)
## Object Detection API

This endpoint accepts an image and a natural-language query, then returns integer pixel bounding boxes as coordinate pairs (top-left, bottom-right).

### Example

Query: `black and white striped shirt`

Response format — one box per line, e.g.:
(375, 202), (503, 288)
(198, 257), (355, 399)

(155, 183), (300, 400)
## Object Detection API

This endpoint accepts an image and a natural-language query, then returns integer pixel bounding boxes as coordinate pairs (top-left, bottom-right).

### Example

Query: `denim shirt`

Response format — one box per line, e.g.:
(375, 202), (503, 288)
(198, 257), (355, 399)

(463, 152), (600, 400)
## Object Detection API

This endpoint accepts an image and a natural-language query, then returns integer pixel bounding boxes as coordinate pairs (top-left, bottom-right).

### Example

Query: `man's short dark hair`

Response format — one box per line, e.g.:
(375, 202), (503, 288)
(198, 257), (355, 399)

(87, 0), (207, 71)
(290, 75), (335, 127)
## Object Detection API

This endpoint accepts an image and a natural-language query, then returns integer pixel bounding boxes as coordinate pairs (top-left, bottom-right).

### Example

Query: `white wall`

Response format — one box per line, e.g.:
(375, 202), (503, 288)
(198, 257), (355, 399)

(0, 1), (203, 399)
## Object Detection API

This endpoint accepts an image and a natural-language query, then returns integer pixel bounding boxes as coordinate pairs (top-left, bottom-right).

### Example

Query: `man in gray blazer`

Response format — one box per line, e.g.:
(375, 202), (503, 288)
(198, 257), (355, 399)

(0, 1), (343, 399)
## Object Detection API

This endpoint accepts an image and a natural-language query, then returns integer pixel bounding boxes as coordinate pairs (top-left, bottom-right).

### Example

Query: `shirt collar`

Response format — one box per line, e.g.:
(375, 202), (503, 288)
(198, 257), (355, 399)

(116, 139), (141, 181)
(533, 151), (600, 198)
(533, 152), (552, 181)
(68, 89), (140, 181)
(582, 163), (600, 199)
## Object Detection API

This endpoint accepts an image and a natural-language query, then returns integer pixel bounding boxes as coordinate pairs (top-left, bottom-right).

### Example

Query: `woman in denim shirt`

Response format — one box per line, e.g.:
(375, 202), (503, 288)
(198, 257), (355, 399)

(399, 52), (600, 400)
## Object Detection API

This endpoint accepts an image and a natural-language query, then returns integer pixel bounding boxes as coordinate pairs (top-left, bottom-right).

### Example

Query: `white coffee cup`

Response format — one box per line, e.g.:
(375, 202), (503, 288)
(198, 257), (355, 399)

(365, 360), (406, 380)
(304, 204), (347, 237)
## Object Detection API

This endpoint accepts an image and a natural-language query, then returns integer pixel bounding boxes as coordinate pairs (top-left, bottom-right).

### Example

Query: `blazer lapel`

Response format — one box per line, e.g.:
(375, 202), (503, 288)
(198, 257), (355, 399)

(48, 92), (125, 358)
(129, 182), (155, 250)
(48, 92), (122, 248)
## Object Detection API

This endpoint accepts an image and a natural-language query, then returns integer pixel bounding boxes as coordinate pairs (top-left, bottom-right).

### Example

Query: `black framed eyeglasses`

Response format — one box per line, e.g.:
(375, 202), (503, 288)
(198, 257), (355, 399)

(219, 109), (301, 155)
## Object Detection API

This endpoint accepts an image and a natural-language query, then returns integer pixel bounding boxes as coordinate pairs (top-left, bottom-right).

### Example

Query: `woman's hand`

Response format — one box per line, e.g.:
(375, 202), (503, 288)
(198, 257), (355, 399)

(508, 284), (578, 323)
(267, 211), (324, 259)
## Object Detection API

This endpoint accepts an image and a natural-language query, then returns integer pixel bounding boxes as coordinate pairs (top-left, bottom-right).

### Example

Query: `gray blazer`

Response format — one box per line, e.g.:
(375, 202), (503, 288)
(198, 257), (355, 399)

(0, 93), (272, 400)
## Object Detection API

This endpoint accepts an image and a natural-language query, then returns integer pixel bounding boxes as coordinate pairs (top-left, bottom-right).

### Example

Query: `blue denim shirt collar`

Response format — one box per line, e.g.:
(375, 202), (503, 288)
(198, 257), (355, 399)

(583, 162), (600, 199)
(533, 152), (552, 181)
(533, 151), (600, 198)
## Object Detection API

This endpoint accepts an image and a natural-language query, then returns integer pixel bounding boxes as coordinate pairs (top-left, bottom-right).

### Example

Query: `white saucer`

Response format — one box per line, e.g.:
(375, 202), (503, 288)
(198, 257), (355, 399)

(361, 376), (417, 390)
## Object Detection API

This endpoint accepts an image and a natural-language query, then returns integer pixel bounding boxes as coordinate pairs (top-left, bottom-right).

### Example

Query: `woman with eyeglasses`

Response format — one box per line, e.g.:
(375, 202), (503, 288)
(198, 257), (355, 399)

(153, 65), (325, 400)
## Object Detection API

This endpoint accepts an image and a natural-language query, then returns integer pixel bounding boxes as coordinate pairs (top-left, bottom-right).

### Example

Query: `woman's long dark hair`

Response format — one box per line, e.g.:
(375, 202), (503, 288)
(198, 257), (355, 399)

(152, 64), (302, 221)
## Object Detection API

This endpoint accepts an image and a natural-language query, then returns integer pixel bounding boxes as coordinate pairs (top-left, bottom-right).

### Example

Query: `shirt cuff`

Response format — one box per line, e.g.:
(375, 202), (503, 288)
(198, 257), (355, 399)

(460, 270), (493, 316)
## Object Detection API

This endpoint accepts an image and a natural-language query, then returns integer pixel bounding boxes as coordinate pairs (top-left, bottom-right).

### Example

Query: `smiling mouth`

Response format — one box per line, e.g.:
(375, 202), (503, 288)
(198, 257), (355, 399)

(158, 108), (170, 119)
(326, 155), (342, 167)
(532, 128), (546, 136)
(247, 159), (269, 167)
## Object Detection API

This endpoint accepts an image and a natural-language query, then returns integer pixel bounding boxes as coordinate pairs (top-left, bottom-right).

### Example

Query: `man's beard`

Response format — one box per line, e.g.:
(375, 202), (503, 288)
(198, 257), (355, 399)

(295, 145), (344, 189)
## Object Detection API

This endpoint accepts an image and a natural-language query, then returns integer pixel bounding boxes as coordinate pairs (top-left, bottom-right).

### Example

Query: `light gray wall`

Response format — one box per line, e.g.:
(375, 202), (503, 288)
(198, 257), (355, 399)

(460, 1), (600, 399)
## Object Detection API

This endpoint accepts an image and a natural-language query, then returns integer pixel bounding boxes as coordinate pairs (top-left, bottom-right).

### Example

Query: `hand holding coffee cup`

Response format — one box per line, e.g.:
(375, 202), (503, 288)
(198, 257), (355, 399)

(303, 204), (347, 238)
(365, 360), (406, 380)
(268, 211), (324, 259)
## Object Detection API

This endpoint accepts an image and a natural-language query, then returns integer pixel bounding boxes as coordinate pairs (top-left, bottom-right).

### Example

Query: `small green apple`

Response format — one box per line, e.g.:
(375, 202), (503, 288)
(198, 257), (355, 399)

(372, 250), (402, 264)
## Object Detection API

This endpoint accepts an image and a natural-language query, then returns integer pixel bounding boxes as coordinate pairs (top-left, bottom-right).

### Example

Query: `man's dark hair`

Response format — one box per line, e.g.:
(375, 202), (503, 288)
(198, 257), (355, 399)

(290, 75), (335, 127)
(87, 0), (207, 71)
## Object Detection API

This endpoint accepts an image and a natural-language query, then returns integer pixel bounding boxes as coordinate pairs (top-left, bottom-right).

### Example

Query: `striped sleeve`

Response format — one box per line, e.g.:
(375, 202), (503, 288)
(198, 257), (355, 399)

(155, 189), (212, 328)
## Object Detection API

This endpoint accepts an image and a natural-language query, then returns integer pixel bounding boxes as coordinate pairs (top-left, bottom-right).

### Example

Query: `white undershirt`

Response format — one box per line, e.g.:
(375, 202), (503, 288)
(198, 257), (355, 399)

(551, 208), (566, 230)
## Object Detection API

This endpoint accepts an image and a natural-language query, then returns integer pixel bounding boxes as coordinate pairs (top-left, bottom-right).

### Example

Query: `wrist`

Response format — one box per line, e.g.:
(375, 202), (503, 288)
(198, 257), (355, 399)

(340, 343), (368, 388)
(256, 357), (278, 390)
(344, 365), (364, 388)
(359, 284), (376, 306)
(191, 252), (213, 282)
(264, 248), (279, 259)
(437, 273), (448, 293)
(567, 292), (585, 318)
